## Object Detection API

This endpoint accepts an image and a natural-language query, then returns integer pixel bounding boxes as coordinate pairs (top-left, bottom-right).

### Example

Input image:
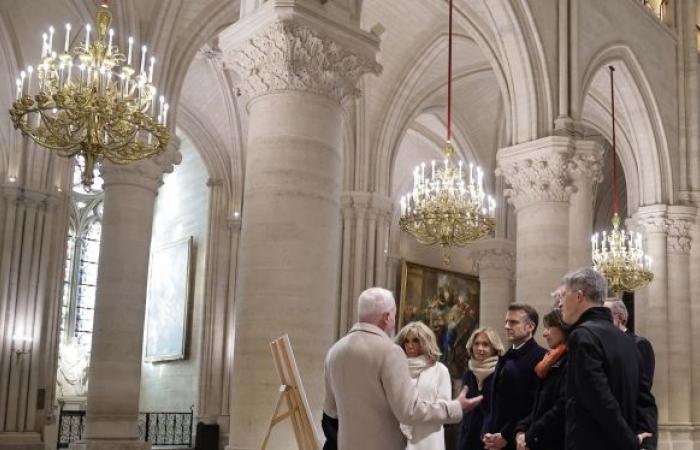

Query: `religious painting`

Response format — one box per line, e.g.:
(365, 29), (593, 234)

(398, 260), (480, 378)
(144, 237), (192, 362)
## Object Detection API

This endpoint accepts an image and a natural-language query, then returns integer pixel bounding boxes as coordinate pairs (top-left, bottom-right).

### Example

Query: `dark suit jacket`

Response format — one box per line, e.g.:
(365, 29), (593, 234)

(484, 338), (546, 450)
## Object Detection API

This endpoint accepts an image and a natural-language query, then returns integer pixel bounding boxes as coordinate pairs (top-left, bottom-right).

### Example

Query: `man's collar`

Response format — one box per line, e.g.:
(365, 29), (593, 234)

(511, 337), (532, 351)
(350, 322), (392, 339)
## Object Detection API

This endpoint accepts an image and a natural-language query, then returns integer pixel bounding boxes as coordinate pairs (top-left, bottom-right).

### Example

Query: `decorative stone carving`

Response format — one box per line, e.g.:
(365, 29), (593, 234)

(473, 246), (515, 280)
(568, 148), (604, 184)
(496, 150), (574, 210)
(100, 137), (181, 192)
(666, 218), (693, 254)
(228, 21), (381, 101)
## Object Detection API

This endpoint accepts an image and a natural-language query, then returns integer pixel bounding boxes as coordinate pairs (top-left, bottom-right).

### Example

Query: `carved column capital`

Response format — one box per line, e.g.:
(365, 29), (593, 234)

(470, 239), (516, 280)
(224, 20), (381, 102)
(633, 204), (669, 235)
(666, 206), (696, 254)
(496, 137), (575, 210)
(569, 140), (604, 184)
(101, 135), (182, 193)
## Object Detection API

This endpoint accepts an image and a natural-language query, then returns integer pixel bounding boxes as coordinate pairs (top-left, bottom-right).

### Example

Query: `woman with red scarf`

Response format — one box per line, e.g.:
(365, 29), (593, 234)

(514, 309), (569, 450)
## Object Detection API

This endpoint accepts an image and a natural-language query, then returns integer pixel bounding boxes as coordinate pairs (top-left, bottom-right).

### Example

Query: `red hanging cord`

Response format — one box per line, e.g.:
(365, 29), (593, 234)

(609, 66), (618, 215)
(447, 0), (453, 142)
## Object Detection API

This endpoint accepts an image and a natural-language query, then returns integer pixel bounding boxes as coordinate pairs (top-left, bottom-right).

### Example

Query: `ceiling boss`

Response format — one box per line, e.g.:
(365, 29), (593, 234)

(8, 0), (170, 188)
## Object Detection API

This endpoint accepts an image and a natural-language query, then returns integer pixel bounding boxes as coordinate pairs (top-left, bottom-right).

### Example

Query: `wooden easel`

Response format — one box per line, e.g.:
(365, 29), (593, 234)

(260, 335), (320, 450)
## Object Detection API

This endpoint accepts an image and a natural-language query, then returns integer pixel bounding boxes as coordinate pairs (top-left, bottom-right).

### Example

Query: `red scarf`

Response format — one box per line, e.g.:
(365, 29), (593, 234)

(534, 344), (566, 379)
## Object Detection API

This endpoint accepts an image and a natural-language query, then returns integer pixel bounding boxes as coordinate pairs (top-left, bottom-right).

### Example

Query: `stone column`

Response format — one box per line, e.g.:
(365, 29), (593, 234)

(665, 206), (695, 431)
(496, 136), (574, 321)
(0, 185), (69, 450)
(567, 141), (603, 269)
(71, 146), (180, 450)
(373, 195), (393, 289)
(633, 205), (669, 424)
(690, 207), (700, 436)
(471, 239), (515, 337)
(221, 9), (379, 449)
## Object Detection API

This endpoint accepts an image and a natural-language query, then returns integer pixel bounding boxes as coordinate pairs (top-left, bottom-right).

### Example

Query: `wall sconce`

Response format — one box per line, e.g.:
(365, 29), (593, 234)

(12, 335), (33, 357)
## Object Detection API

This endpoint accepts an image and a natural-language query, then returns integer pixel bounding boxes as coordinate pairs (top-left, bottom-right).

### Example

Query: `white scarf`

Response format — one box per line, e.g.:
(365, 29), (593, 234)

(407, 355), (432, 378)
(468, 355), (499, 390)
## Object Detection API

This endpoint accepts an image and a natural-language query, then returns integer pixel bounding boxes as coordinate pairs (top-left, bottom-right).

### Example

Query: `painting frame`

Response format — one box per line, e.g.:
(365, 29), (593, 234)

(144, 236), (192, 363)
(398, 260), (480, 378)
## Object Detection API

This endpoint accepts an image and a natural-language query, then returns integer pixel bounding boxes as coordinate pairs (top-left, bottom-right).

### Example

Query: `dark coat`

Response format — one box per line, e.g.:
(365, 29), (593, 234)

(626, 329), (655, 387)
(565, 307), (658, 450)
(484, 338), (547, 450)
(457, 369), (494, 450)
(515, 354), (567, 450)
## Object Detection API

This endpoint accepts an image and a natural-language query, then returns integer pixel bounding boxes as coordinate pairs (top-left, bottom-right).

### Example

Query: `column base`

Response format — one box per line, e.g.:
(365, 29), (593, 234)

(657, 424), (700, 450)
(0, 432), (43, 450)
(69, 440), (150, 450)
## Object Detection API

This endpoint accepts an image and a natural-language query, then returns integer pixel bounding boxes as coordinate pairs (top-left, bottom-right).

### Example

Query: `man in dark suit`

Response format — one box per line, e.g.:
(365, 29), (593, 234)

(482, 304), (546, 450)
(561, 268), (657, 450)
(604, 299), (655, 386)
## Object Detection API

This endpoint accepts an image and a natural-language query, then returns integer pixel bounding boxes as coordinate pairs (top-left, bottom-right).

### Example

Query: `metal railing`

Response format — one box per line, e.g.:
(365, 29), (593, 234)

(58, 406), (194, 448)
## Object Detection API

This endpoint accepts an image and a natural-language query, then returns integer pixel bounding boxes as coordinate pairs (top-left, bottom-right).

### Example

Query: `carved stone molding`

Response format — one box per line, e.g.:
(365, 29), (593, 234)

(496, 145), (574, 210)
(227, 21), (381, 101)
(633, 205), (668, 235)
(569, 144), (604, 185)
(101, 136), (182, 193)
(470, 239), (516, 280)
(666, 206), (696, 254)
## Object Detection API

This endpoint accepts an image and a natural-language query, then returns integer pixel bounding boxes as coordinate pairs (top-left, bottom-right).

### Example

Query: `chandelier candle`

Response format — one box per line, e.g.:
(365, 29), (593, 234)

(8, 1), (170, 188)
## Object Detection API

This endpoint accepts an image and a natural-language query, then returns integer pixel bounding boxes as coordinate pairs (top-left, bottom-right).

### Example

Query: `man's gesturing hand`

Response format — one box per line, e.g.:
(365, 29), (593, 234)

(456, 386), (483, 412)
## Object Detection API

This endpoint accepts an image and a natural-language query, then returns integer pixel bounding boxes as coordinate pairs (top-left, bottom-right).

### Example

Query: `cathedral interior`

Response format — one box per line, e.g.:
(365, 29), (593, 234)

(0, 0), (699, 449)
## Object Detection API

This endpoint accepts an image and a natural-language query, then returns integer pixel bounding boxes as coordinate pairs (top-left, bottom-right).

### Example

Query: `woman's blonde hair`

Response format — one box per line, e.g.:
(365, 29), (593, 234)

(396, 321), (442, 363)
(465, 326), (505, 358)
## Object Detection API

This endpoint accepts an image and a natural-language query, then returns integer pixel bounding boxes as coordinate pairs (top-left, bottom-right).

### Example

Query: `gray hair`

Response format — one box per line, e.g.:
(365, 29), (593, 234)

(605, 299), (628, 325)
(358, 287), (395, 322)
(562, 267), (608, 305)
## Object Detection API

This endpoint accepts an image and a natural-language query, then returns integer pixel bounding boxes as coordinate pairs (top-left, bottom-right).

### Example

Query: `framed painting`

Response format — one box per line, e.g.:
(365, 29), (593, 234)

(398, 260), (480, 378)
(144, 236), (192, 362)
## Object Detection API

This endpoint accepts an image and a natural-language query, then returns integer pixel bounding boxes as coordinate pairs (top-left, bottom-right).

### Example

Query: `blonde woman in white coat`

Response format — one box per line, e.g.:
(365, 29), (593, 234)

(397, 321), (452, 450)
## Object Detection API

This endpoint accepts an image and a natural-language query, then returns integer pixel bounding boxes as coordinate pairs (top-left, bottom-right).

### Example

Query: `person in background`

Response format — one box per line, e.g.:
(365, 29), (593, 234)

(396, 321), (452, 450)
(515, 309), (569, 450)
(482, 304), (547, 450)
(603, 299), (655, 386)
(457, 327), (505, 450)
(560, 268), (657, 450)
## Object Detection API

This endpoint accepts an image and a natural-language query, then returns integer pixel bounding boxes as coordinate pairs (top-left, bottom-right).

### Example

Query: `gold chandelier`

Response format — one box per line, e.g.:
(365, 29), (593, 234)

(591, 66), (653, 293)
(9, 1), (170, 188)
(399, 0), (495, 265)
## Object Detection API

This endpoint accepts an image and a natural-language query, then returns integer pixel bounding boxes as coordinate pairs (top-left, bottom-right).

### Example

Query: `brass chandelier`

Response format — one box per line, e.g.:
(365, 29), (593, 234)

(399, 0), (495, 265)
(591, 66), (653, 293)
(9, 0), (170, 188)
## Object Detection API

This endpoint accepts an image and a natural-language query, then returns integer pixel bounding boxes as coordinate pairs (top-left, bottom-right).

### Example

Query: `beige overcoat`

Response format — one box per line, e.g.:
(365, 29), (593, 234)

(323, 323), (463, 450)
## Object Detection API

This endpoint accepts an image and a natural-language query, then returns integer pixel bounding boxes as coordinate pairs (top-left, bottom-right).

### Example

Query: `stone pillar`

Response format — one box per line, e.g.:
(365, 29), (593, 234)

(221, 9), (379, 449)
(338, 194), (354, 334)
(633, 205), (670, 424)
(471, 239), (515, 338)
(665, 206), (695, 431)
(71, 146), (180, 450)
(496, 136), (574, 322)
(690, 207), (700, 439)
(568, 141), (603, 269)
(0, 185), (69, 450)
(197, 176), (242, 442)
(373, 196), (393, 289)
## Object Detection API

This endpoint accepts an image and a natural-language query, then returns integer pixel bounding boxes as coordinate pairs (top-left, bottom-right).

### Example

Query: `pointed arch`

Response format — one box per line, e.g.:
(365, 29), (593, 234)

(580, 44), (673, 210)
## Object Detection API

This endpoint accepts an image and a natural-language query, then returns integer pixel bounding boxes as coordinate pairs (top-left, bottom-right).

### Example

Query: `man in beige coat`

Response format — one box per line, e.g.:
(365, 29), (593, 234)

(323, 287), (482, 450)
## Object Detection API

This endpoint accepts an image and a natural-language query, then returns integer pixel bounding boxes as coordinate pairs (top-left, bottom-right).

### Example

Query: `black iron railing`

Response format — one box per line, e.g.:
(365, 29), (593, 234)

(57, 406), (194, 448)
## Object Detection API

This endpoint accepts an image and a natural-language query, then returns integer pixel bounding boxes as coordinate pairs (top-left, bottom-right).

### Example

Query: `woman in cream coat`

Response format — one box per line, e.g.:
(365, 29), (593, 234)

(396, 321), (452, 450)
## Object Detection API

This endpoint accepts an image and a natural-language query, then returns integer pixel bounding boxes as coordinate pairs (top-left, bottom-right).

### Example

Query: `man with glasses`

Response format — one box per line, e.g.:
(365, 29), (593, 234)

(559, 268), (656, 450)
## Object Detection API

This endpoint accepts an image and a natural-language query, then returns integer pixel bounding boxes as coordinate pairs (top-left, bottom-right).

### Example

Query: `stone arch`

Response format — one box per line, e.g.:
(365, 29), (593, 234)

(373, 0), (552, 196)
(580, 45), (673, 211)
